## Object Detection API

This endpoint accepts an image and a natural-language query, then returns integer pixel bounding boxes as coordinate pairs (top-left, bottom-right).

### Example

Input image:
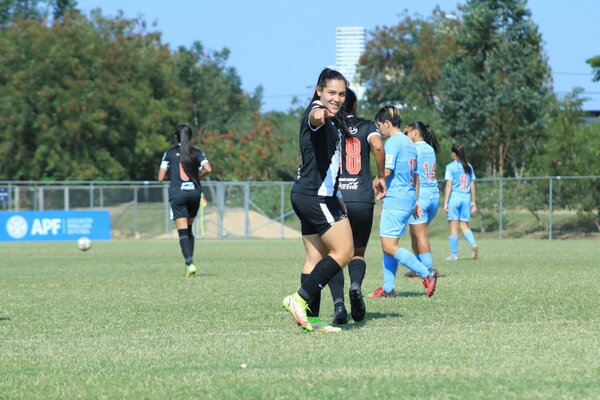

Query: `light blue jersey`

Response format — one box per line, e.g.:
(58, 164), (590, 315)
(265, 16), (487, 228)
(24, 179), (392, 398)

(444, 160), (475, 199)
(382, 132), (417, 211)
(407, 141), (439, 225)
(415, 141), (439, 197)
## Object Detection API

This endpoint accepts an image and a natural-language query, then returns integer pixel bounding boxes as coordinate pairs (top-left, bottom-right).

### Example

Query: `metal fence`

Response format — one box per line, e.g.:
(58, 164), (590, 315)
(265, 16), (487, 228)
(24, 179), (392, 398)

(1, 176), (599, 240)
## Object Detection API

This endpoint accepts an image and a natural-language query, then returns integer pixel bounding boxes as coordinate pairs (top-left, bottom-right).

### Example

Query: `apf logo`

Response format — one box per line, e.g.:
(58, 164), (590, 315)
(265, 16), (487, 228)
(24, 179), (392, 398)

(6, 215), (28, 239)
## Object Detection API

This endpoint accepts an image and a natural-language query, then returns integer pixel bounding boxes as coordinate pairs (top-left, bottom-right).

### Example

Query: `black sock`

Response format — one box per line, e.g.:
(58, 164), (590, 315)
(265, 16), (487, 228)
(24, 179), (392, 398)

(328, 269), (345, 306)
(301, 273), (320, 317)
(298, 256), (342, 304)
(348, 258), (367, 291)
(187, 226), (195, 257)
(178, 228), (193, 265)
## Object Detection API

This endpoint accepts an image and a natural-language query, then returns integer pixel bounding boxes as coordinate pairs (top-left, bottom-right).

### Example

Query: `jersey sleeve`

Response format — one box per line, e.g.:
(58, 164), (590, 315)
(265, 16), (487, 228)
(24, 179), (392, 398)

(444, 163), (453, 181)
(366, 121), (381, 143)
(160, 152), (169, 170)
(384, 138), (397, 170)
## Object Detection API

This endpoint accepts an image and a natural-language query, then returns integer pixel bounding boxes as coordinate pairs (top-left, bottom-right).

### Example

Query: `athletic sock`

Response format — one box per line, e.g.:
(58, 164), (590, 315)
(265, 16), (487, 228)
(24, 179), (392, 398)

(394, 248), (429, 278)
(415, 253), (422, 262)
(449, 235), (459, 256)
(177, 228), (193, 265)
(383, 253), (398, 293)
(187, 226), (195, 257)
(347, 258), (366, 291)
(463, 229), (477, 248)
(328, 269), (345, 307)
(298, 256), (342, 305)
(301, 273), (320, 317)
(419, 252), (433, 271)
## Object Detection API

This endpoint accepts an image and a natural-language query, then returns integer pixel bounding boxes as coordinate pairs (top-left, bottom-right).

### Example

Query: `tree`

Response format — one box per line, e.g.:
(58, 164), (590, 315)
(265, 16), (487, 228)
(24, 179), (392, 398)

(0, 12), (186, 180)
(587, 55), (600, 82)
(172, 42), (261, 133)
(532, 89), (600, 232)
(440, 0), (552, 177)
(0, 0), (45, 27)
(53, 0), (78, 21)
(358, 7), (460, 109)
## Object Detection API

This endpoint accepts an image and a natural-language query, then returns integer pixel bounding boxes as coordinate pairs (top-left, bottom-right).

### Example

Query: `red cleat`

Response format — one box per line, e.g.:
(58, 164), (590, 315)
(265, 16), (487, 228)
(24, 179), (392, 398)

(367, 287), (396, 298)
(422, 269), (438, 297)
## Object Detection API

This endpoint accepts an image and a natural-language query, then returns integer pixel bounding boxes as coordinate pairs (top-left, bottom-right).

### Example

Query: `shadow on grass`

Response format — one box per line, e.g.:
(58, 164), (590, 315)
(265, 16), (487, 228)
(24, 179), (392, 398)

(0, 316), (10, 321)
(341, 311), (402, 331)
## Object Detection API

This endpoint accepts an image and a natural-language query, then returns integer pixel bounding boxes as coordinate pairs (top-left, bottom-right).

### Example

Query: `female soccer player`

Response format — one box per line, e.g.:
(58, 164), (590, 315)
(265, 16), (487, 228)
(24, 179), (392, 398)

(444, 144), (478, 261)
(282, 68), (354, 333)
(368, 106), (437, 298)
(158, 124), (211, 277)
(327, 88), (386, 325)
(404, 122), (440, 278)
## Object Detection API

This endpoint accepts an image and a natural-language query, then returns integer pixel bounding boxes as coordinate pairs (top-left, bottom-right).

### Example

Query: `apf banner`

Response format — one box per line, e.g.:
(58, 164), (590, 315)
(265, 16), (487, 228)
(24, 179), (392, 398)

(0, 210), (111, 242)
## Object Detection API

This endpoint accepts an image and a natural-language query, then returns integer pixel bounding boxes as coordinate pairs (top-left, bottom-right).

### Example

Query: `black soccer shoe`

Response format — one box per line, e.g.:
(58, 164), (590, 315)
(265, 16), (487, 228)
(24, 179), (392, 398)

(332, 303), (348, 326)
(349, 288), (366, 322)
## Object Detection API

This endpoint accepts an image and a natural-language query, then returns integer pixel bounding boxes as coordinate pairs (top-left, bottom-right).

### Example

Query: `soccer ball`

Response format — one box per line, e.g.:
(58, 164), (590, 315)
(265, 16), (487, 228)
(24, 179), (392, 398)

(77, 237), (92, 251)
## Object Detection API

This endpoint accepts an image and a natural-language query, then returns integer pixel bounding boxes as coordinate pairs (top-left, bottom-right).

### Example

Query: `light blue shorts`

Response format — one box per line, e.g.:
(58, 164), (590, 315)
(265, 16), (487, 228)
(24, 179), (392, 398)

(380, 207), (412, 238)
(447, 196), (471, 221)
(409, 194), (439, 225)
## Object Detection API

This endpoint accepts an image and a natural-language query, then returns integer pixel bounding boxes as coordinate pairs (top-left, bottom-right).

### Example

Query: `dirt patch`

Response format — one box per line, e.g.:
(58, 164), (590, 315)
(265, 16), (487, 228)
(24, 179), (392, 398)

(158, 208), (301, 239)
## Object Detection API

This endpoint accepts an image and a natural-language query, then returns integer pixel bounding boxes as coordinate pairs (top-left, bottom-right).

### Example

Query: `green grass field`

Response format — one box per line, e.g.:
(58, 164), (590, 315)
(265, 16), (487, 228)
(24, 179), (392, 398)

(2, 238), (600, 399)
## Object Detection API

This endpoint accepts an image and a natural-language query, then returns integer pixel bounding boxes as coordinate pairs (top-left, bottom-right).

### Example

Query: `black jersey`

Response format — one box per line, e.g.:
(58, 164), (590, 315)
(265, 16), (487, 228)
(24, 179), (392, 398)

(338, 116), (380, 204)
(160, 145), (208, 200)
(291, 101), (344, 197)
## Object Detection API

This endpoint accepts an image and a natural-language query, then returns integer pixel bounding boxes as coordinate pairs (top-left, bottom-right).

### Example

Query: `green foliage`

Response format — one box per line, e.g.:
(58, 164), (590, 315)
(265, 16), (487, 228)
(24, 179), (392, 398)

(440, 0), (552, 177)
(358, 7), (460, 110)
(0, 13), (185, 180)
(587, 55), (600, 82)
(198, 113), (290, 181)
(0, 7), (281, 181)
(532, 90), (600, 230)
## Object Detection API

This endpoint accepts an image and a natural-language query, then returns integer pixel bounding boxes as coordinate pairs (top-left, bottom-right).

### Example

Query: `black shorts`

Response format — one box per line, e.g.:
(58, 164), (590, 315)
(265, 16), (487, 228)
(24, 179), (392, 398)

(170, 194), (200, 220)
(291, 192), (347, 236)
(346, 202), (374, 248)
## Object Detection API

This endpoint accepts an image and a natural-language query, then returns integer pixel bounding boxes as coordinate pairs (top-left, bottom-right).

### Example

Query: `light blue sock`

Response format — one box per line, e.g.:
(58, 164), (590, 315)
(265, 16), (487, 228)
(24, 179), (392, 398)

(463, 229), (476, 248)
(415, 253), (422, 262)
(449, 235), (459, 256)
(382, 253), (398, 293)
(394, 248), (430, 278)
(419, 252), (433, 271)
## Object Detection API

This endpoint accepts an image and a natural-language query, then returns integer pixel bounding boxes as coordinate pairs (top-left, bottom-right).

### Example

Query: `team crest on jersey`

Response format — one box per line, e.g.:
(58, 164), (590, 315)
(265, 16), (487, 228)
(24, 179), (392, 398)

(348, 126), (358, 136)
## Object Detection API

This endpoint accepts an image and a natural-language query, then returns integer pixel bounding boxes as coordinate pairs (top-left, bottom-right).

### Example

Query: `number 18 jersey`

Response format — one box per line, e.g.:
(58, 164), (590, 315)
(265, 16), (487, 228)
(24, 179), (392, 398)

(338, 116), (380, 204)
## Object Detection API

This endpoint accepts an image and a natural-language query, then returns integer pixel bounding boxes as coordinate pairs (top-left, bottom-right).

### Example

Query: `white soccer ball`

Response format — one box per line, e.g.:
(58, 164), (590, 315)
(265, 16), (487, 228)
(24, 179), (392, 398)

(77, 237), (92, 251)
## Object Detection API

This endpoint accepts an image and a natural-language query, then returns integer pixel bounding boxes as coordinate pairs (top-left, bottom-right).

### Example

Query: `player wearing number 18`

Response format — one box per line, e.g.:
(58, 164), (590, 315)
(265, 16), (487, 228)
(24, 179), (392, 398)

(327, 88), (386, 325)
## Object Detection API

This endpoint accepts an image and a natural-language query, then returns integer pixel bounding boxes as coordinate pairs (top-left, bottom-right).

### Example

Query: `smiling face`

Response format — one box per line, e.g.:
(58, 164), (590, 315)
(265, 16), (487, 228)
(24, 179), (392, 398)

(316, 79), (346, 115)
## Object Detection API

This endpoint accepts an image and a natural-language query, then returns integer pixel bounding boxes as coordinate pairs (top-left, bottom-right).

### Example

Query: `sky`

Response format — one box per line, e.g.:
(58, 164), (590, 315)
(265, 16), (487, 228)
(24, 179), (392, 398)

(75, 0), (600, 112)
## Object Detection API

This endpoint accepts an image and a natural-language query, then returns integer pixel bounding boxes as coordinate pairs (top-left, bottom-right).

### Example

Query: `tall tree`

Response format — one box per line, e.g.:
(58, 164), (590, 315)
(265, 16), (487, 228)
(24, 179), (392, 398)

(0, 0), (45, 26)
(587, 55), (600, 82)
(440, 0), (551, 177)
(53, 0), (78, 21)
(358, 7), (460, 109)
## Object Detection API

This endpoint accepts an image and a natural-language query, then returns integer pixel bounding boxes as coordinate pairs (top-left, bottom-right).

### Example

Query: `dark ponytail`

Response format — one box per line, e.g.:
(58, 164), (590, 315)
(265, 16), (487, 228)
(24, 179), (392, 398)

(175, 124), (200, 185)
(311, 68), (352, 137)
(412, 121), (439, 153)
(451, 144), (472, 175)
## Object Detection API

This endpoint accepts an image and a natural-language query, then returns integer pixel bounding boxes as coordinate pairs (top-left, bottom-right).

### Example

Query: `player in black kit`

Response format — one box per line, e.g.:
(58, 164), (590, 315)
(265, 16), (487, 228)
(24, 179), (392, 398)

(328, 88), (386, 325)
(282, 68), (354, 333)
(158, 124), (211, 277)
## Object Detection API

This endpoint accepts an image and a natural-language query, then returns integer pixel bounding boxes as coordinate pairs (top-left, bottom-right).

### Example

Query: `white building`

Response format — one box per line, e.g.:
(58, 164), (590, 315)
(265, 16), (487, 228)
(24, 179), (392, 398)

(335, 26), (366, 99)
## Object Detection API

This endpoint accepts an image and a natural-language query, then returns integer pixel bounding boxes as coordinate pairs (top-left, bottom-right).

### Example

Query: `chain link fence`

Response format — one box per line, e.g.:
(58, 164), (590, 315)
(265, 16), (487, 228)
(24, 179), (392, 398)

(1, 177), (598, 240)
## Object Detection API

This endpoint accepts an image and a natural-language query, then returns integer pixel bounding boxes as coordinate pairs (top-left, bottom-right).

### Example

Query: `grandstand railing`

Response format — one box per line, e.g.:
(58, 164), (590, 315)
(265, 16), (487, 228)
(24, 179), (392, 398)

(0, 176), (598, 240)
